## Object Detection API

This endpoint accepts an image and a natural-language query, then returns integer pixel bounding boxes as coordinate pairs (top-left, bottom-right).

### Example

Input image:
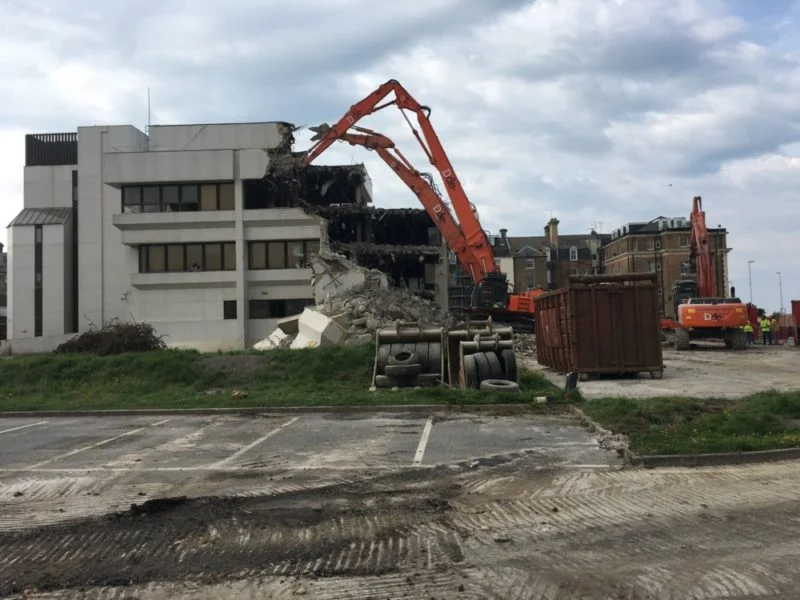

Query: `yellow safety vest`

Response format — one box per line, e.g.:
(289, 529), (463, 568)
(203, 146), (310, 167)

(743, 323), (753, 333)
(760, 319), (771, 331)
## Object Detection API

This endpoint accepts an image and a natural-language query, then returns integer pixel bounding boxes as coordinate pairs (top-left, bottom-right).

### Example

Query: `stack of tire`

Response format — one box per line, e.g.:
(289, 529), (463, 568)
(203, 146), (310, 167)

(374, 343), (443, 389)
(462, 349), (520, 393)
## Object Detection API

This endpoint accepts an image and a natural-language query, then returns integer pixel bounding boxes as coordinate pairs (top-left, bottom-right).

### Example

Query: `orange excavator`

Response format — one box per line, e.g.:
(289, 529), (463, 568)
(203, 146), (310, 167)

(672, 196), (749, 350)
(302, 79), (542, 331)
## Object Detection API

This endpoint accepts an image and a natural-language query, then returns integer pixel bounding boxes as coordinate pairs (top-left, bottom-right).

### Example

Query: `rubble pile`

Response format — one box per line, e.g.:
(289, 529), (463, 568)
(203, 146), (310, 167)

(254, 248), (452, 350)
(318, 284), (453, 343)
(513, 333), (537, 357)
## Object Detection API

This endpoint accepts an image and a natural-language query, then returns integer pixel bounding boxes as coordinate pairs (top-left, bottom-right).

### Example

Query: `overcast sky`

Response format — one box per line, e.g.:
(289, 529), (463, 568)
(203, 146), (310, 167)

(1, 0), (799, 312)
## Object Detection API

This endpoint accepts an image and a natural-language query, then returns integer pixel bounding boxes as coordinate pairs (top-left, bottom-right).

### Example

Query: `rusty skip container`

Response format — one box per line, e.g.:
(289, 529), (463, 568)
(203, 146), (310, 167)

(534, 273), (664, 379)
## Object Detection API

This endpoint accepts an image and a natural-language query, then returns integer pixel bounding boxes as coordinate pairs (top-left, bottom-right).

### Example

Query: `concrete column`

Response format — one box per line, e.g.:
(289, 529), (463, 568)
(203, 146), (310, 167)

(233, 153), (247, 349)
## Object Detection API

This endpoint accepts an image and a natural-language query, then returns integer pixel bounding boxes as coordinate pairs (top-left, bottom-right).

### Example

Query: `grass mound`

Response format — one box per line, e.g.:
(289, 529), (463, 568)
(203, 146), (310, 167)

(0, 345), (562, 412)
(582, 392), (800, 455)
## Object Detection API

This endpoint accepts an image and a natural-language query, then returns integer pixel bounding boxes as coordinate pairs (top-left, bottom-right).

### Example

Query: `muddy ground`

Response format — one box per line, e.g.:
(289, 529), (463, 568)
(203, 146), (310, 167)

(3, 457), (800, 599)
(526, 343), (800, 399)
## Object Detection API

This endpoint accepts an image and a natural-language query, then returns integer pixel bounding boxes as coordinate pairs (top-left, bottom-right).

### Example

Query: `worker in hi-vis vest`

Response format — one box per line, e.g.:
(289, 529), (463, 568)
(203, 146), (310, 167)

(759, 316), (772, 346)
(742, 321), (754, 345)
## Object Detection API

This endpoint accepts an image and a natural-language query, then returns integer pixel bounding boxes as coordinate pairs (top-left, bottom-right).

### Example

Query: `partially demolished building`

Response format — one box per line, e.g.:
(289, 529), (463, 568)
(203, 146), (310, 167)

(5, 121), (448, 353)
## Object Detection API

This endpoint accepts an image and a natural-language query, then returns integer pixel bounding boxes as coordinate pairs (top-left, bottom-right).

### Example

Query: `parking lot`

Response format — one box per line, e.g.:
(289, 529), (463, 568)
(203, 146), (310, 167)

(4, 412), (800, 599)
(0, 411), (616, 472)
(0, 411), (618, 529)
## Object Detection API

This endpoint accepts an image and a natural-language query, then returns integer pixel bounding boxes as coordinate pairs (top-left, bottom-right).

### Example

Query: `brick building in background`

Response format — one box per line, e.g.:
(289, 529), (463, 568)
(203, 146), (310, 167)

(504, 218), (609, 292)
(602, 216), (730, 318)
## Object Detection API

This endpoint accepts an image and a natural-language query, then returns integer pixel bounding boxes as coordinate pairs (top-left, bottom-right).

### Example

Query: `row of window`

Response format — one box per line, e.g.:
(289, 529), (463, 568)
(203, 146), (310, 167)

(123, 183), (235, 214)
(247, 240), (319, 270)
(137, 239), (320, 273)
(139, 243), (236, 273)
(223, 299), (316, 320)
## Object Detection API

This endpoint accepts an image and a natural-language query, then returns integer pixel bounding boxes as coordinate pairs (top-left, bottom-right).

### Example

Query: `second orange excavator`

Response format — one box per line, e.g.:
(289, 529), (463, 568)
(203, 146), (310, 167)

(302, 79), (541, 331)
(672, 196), (749, 350)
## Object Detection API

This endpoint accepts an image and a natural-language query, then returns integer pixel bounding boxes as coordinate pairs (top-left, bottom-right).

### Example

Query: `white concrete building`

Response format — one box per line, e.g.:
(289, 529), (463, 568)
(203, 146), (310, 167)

(6, 122), (373, 352)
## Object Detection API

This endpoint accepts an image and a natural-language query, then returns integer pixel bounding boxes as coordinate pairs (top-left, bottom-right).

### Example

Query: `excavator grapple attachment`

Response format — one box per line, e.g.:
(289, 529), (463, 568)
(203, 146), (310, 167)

(372, 322), (445, 389)
(445, 317), (517, 390)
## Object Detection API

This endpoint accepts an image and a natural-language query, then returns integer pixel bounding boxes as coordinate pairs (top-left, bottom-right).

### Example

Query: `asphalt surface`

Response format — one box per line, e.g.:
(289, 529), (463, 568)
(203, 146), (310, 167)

(0, 412), (616, 473)
(0, 411), (619, 533)
(3, 413), (800, 598)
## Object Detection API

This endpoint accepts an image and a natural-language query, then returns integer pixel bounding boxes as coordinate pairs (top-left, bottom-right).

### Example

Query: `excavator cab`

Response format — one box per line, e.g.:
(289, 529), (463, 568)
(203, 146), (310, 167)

(471, 272), (510, 310)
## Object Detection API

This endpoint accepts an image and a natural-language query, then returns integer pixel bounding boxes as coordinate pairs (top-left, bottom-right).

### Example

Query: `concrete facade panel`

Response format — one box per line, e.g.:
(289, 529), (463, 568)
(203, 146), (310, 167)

(102, 150), (234, 185)
(148, 123), (289, 152)
(42, 224), (66, 336)
(23, 166), (74, 209)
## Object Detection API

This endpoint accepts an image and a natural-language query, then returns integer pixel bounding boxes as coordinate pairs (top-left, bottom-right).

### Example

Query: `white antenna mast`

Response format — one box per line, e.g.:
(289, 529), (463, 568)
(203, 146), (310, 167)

(147, 88), (151, 134)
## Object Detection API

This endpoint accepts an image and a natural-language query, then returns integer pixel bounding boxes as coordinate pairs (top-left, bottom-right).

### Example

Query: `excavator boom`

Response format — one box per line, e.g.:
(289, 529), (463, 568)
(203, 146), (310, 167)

(304, 79), (498, 282)
(690, 196), (717, 298)
(330, 129), (487, 282)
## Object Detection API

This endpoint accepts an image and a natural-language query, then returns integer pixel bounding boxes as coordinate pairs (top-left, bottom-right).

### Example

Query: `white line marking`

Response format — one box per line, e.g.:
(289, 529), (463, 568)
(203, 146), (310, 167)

(0, 421), (47, 435)
(0, 464), (410, 473)
(413, 417), (434, 465)
(206, 417), (300, 469)
(24, 419), (170, 470)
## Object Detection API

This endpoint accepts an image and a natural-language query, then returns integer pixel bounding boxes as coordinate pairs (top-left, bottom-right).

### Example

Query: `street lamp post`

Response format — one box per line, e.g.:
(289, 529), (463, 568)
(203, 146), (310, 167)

(747, 260), (754, 305)
(777, 271), (784, 314)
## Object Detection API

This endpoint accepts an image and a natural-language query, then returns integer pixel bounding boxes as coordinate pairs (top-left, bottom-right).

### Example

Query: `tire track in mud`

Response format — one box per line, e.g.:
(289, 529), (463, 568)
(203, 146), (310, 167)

(5, 460), (800, 598)
(0, 482), (466, 597)
(0, 474), (173, 531)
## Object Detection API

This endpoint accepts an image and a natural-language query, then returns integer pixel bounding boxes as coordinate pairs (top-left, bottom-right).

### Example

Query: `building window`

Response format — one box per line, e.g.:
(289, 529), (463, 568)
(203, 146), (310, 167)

(526, 274), (534, 288)
(632, 239), (638, 252)
(525, 259), (535, 269)
(34, 225), (43, 337)
(679, 235), (689, 247)
(649, 261), (657, 273)
(681, 261), (690, 275)
(223, 300), (237, 320)
(569, 246), (578, 262)
(121, 182), (235, 214)
(570, 268), (578, 276)
(247, 240), (320, 270)
(448, 252), (457, 265)
(139, 242), (236, 273)
(249, 298), (315, 319)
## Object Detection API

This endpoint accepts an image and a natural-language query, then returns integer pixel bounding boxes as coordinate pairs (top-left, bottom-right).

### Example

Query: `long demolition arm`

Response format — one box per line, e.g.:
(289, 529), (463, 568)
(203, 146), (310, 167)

(315, 128), (487, 282)
(303, 79), (498, 282)
(690, 195), (717, 298)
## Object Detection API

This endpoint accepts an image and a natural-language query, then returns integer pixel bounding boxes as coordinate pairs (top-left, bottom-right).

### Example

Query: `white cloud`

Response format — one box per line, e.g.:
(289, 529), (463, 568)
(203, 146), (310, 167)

(1, 0), (799, 311)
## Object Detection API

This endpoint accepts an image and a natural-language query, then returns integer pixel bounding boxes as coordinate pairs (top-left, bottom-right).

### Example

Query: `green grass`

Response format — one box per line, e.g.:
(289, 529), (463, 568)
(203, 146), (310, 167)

(0, 345), (564, 412)
(582, 392), (800, 455)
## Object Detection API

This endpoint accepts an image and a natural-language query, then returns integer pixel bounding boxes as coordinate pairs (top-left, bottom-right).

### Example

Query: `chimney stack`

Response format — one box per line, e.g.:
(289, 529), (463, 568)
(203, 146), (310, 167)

(548, 217), (560, 247)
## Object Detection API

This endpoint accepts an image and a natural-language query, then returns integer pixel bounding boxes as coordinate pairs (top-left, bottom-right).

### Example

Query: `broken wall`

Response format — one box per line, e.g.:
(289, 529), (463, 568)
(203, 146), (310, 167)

(254, 138), (449, 312)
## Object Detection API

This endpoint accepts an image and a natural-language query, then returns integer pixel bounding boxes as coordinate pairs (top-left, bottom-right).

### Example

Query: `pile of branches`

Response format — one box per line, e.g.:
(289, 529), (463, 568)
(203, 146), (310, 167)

(55, 321), (166, 356)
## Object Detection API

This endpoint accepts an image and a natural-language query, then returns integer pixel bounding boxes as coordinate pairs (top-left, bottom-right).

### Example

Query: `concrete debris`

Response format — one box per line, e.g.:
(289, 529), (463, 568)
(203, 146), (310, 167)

(291, 307), (346, 349)
(598, 432), (629, 453)
(310, 248), (389, 307)
(513, 333), (537, 357)
(254, 248), (451, 350)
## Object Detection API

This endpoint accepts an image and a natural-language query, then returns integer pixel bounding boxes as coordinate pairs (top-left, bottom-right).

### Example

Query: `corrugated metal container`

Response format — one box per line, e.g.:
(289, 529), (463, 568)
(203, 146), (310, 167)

(535, 274), (664, 379)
